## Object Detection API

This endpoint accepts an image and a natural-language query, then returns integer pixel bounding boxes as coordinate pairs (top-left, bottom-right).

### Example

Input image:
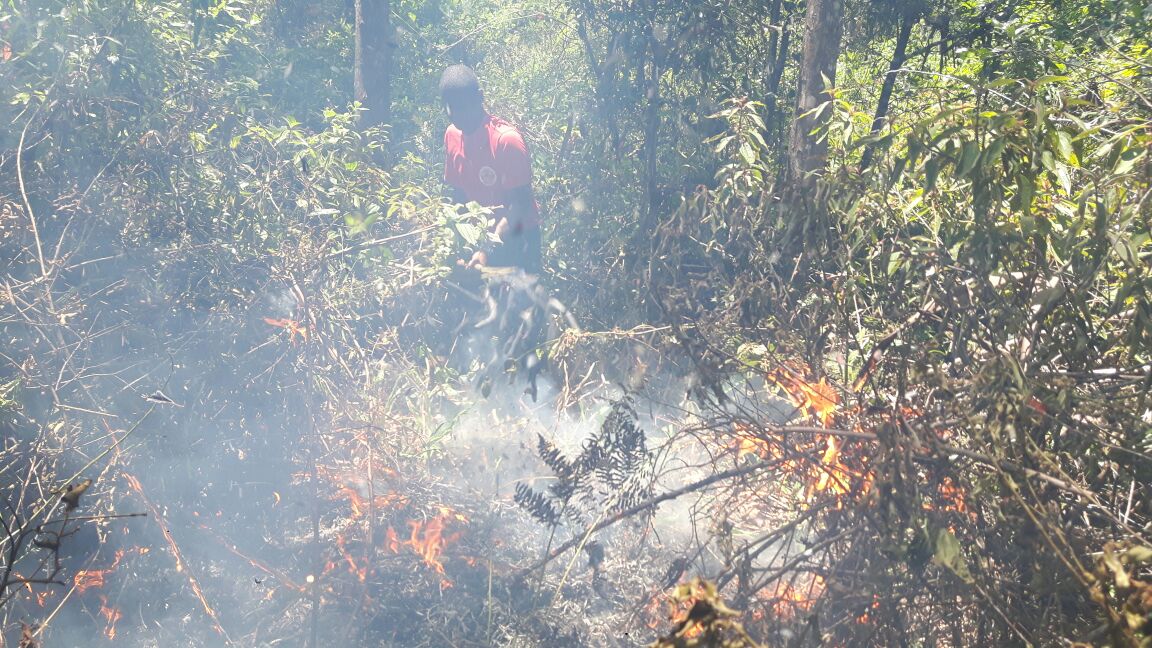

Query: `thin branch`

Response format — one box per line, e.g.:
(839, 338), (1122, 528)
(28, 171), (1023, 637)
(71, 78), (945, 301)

(16, 112), (48, 278)
(519, 460), (775, 575)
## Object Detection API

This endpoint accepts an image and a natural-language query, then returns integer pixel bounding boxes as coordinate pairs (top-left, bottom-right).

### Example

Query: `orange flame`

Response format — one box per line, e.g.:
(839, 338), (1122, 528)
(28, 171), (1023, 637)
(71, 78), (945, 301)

(74, 548), (132, 594)
(769, 575), (824, 619)
(122, 472), (229, 639)
(385, 507), (467, 586)
(734, 425), (871, 506)
(937, 477), (968, 513)
(333, 485), (407, 519)
(643, 595), (665, 630)
(335, 534), (368, 583)
(767, 366), (839, 428)
(73, 569), (107, 594)
(263, 317), (310, 344)
(99, 595), (122, 640)
(856, 597), (881, 624)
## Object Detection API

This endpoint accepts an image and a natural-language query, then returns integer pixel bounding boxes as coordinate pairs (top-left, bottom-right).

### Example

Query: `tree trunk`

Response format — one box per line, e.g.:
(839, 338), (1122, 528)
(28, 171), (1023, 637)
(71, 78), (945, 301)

(765, 13), (791, 151)
(860, 14), (914, 172)
(643, 32), (660, 225)
(354, 0), (392, 135)
(787, 0), (845, 184)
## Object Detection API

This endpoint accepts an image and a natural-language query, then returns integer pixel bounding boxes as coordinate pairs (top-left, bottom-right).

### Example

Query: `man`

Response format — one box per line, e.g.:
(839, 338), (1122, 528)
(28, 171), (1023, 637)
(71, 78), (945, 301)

(440, 64), (541, 273)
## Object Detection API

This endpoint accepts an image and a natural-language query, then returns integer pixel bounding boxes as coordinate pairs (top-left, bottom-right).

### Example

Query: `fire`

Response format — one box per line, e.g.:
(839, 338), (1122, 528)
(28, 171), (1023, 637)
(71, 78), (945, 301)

(768, 575), (824, 619)
(385, 507), (467, 585)
(99, 595), (122, 640)
(643, 594), (666, 630)
(407, 515), (450, 574)
(735, 426), (871, 506)
(74, 548), (135, 594)
(767, 365), (839, 428)
(733, 366), (882, 506)
(810, 436), (871, 501)
(334, 485), (407, 519)
(263, 317), (309, 344)
(644, 592), (705, 636)
(335, 534), (368, 583)
(74, 569), (107, 594)
(121, 471), (230, 640)
(856, 597), (881, 624)
(70, 549), (137, 641)
(937, 477), (968, 513)
(735, 424), (786, 463)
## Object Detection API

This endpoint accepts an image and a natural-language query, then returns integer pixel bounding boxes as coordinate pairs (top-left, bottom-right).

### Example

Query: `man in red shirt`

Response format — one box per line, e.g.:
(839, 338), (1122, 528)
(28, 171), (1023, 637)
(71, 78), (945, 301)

(440, 64), (541, 273)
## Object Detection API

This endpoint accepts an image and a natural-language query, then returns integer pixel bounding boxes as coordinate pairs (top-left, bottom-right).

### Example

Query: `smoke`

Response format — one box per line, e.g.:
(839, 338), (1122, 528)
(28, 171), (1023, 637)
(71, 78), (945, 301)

(0, 218), (806, 647)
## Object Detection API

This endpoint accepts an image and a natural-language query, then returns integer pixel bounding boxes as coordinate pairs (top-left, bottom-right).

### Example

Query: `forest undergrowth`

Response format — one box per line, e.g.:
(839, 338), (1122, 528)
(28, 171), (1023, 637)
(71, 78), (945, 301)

(1, 0), (1151, 646)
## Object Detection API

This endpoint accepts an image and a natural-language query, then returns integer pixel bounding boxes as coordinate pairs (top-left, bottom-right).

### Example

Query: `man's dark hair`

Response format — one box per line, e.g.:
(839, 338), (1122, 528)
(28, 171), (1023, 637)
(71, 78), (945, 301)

(439, 64), (482, 101)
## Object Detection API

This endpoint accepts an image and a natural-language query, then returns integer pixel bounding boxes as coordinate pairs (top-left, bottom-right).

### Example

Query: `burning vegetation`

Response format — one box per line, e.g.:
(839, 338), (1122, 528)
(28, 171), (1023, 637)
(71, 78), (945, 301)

(2, 0), (1152, 647)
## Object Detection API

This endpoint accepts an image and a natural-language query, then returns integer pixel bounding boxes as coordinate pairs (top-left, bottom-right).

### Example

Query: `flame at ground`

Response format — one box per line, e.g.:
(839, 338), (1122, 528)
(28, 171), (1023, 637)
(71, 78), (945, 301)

(643, 589), (709, 638)
(334, 533), (368, 583)
(936, 477), (969, 513)
(856, 596), (881, 624)
(98, 595), (122, 640)
(263, 316), (310, 344)
(121, 471), (230, 640)
(70, 548), (148, 640)
(73, 547), (147, 594)
(385, 507), (467, 586)
(334, 485), (408, 519)
(73, 569), (108, 595)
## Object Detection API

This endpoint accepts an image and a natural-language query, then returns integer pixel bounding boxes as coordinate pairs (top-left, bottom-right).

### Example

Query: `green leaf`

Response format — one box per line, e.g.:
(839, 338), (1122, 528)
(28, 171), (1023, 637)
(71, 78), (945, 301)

(1111, 235), (1141, 269)
(1030, 283), (1066, 316)
(736, 343), (768, 368)
(887, 250), (904, 276)
(1103, 546), (1130, 589)
(739, 142), (756, 166)
(1114, 150), (1143, 175)
(1016, 174), (1035, 214)
(454, 222), (483, 246)
(955, 141), (981, 178)
(980, 138), (1007, 170)
(933, 528), (973, 583)
(1055, 165), (1072, 194)
(1124, 546), (1152, 564)
(1051, 130), (1078, 166)
(924, 159), (941, 192)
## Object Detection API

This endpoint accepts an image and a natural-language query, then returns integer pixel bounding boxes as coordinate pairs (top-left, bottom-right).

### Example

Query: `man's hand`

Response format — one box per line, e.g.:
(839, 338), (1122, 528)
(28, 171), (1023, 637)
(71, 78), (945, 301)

(459, 250), (488, 269)
(494, 216), (513, 240)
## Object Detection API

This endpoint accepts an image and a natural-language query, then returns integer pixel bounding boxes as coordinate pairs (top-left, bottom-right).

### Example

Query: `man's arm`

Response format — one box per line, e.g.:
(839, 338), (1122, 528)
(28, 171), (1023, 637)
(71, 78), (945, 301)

(494, 127), (536, 240)
(495, 184), (536, 239)
(446, 185), (468, 205)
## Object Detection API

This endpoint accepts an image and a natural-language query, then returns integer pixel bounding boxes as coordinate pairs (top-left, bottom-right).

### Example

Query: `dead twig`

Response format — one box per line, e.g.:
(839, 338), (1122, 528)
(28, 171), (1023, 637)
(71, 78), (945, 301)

(519, 460), (775, 576)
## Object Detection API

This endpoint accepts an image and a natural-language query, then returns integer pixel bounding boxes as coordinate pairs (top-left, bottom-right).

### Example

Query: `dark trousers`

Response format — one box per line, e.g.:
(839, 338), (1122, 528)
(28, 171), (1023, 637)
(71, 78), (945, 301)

(487, 226), (542, 273)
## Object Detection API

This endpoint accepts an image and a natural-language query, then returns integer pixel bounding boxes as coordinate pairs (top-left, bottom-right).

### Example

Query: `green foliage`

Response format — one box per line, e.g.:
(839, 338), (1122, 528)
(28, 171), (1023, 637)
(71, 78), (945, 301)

(2, 0), (1151, 644)
(648, 2), (1151, 642)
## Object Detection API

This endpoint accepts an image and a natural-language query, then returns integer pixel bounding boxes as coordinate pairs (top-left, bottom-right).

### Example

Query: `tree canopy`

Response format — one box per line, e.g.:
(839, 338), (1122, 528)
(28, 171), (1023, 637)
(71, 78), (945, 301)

(1, 0), (1150, 645)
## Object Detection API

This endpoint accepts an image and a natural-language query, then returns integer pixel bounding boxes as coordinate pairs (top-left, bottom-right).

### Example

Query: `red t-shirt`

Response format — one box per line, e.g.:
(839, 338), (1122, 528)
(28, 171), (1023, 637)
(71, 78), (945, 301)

(444, 114), (540, 229)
